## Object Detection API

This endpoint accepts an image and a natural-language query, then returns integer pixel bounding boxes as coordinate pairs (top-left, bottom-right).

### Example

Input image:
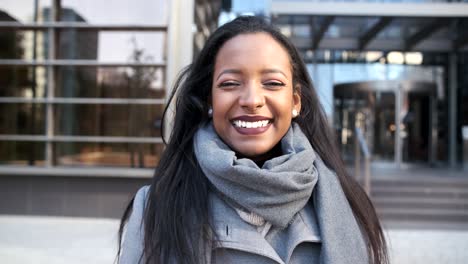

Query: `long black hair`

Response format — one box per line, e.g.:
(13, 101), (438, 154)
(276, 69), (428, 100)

(117, 16), (388, 264)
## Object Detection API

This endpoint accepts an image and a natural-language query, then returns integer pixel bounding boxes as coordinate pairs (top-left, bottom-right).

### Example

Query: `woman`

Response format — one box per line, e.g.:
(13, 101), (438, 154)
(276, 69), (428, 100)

(118, 16), (388, 264)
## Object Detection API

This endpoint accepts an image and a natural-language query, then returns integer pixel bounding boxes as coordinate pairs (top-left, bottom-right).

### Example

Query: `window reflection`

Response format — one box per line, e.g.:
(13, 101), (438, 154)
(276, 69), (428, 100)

(0, 0), (53, 23)
(55, 66), (164, 98)
(55, 142), (164, 168)
(0, 28), (27, 59)
(0, 0), (168, 170)
(0, 141), (45, 166)
(61, 0), (168, 25)
(0, 65), (47, 98)
(54, 104), (163, 137)
(96, 32), (165, 62)
(0, 103), (45, 135)
(334, 90), (396, 163)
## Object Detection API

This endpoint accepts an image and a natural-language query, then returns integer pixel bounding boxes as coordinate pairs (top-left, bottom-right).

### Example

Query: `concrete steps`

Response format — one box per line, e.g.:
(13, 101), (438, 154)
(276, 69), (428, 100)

(366, 175), (468, 228)
(373, 196), (468, 210)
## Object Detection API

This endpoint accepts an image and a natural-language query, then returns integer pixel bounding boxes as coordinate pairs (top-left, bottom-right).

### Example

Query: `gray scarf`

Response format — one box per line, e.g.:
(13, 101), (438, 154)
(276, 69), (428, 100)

(194, 122), (368, 263)
(194, 122), (317, 228)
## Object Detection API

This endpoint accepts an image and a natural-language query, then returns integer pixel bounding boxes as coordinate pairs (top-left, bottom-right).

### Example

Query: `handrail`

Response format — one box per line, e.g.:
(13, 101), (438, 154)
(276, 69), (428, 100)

(354, 127), (372, 195)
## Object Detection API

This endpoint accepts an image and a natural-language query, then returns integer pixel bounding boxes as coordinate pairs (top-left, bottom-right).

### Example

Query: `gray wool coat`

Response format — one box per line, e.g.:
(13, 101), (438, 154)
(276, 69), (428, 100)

(119, 185), (322, 264)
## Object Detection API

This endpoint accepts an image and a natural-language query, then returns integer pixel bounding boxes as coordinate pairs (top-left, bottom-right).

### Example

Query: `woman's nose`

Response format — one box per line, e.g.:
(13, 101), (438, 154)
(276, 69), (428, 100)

(238, 82), (265, 110)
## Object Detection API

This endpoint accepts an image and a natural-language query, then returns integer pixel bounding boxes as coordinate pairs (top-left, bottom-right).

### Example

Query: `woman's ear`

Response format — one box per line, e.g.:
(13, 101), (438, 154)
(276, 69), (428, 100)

(207, 96), (213, 117)
(293, 84), (302, 114)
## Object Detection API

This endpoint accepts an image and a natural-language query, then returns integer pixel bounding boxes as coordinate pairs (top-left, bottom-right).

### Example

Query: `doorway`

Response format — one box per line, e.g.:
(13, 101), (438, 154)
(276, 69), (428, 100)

(333, 81), (437, 168)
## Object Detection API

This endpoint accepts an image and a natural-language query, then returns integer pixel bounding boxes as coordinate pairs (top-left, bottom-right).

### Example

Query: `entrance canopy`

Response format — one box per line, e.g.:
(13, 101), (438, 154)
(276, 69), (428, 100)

(270, 2), (468, 54)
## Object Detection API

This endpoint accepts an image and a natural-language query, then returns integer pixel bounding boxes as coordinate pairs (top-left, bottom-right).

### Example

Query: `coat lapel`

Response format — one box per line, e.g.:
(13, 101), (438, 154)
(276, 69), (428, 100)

(209, 193), (284, 264)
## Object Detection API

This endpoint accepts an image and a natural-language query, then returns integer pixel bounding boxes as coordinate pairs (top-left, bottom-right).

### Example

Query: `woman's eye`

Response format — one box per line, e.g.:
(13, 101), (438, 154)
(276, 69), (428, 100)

(264, 81), (285, 87)
(218, 81), (239, 88)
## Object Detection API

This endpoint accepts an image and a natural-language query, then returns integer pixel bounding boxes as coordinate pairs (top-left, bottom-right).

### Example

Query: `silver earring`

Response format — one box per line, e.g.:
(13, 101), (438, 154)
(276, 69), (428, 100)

(208, 108), (213, 117)
(292, 109), (298, 117)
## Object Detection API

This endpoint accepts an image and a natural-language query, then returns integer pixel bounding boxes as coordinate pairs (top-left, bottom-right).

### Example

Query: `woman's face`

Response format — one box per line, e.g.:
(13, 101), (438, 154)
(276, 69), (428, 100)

(211, 32), (301, 159)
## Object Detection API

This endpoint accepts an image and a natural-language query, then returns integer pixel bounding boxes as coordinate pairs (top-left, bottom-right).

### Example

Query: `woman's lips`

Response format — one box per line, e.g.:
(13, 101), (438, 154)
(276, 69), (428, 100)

(233, 123), (271, 135)
(231, 116), (272, 135)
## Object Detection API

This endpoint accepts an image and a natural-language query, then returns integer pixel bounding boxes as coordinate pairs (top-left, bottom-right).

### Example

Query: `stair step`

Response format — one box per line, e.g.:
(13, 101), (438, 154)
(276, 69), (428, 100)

(370, 177), (468, 188)
(372, 197), (468, 210)
(370, 186), (468, 199)
(377, 207), (468, 222)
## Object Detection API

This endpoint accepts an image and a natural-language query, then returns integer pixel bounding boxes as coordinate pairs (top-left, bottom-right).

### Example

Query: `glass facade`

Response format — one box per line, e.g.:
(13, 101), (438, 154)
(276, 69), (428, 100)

(268, 0), (468, 168)
(0, 0), (168, 169)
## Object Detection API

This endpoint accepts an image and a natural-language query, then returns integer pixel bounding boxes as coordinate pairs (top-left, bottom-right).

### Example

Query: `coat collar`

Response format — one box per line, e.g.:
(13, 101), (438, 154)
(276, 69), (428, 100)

(209, 192), (321, 264)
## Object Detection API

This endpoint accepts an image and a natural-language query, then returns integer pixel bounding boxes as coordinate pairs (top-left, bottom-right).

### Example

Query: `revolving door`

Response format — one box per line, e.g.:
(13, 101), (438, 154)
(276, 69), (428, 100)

(334, 81), (437, 168)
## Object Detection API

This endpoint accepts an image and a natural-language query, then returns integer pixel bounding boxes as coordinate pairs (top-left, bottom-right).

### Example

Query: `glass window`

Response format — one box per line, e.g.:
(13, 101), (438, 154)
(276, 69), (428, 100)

(60, 0), (168, 25)
(1, 0), (53, 23)
(55, 66), (165, 98)
(55, 142), (164, 168)
(0, 0), (168, 171)
(0, 103), (45, 135)
(0, 29), (27, 59)
(0, 141), (45, 166)
(96, 32), (165, 63)
(0, 65), (47, 97)
(52, 31), (166, 62)
(54, 104), (163, 137)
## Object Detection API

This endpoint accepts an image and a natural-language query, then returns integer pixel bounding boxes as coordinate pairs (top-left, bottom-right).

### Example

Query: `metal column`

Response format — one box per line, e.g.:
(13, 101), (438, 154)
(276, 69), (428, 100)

(449, 53), (457, 168)
(45, 0), (59, 167)
(395, 85), (402, 168)
(429, 95), (438, 165)
(164, 0), (194, 140)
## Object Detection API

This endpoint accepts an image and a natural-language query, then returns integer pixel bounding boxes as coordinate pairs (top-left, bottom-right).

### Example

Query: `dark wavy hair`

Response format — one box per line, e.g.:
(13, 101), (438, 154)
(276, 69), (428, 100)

(117, 16), (388, 264)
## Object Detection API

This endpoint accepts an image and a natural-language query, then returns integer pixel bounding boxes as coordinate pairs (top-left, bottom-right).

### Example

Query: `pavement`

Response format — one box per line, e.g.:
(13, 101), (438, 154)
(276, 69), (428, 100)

(0, 215), (467, 264)
(0, 216), (118, 264)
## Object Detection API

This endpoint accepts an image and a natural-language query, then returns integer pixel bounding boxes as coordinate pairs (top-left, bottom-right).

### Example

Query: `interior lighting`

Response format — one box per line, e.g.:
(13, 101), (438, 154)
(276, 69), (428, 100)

(324, 50), (331, 62)
(404, 52), (423, 65)
(366, 51), (383, 62)
(387, 52), (404, 64)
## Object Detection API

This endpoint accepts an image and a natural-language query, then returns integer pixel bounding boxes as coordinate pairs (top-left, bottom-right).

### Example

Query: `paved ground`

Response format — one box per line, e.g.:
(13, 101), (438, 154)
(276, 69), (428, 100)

(386, 228), (468, 264)
(0, 216), (118, 264)
(1, 215), (467, 264)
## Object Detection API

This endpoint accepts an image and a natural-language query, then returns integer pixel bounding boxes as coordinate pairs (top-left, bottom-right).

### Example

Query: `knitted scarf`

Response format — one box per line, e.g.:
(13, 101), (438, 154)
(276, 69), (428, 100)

(194, 122), (317, 228)
(194, 122), (368, 263)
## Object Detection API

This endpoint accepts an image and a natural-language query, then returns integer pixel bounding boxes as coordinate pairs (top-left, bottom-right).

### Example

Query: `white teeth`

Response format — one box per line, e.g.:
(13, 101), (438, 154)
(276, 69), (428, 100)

(232, 120), (270, 128)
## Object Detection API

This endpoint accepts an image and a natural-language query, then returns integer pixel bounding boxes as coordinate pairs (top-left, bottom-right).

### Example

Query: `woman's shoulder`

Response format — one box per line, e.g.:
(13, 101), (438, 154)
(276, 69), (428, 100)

(126, 185), (150, 229)
(119, 185), (150, 263)
(133, 185), (150, 209)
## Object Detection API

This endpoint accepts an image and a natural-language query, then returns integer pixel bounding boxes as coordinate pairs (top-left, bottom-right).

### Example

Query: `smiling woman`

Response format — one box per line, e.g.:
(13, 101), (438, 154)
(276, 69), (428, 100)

(117, 16), (389, 264)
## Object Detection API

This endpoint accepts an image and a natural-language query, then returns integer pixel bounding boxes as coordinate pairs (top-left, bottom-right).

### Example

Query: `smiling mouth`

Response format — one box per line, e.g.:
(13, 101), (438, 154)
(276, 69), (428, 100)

(231, 119), (272, 128)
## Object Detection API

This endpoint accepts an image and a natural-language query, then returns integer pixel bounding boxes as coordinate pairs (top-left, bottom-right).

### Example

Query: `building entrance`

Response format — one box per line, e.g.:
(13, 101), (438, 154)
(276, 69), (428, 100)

(334, 81), (437, 168)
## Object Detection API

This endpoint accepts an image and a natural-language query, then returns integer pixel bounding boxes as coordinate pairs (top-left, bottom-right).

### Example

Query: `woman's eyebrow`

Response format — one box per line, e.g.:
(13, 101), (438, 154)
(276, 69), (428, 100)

(261, 69), (288, 79)
(216, 69), (242, 80)
(216, 68), (288, 80)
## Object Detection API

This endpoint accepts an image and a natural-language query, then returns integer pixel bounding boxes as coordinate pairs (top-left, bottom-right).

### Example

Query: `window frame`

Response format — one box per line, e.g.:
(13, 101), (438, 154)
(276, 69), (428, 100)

(0, 1), (168, 176)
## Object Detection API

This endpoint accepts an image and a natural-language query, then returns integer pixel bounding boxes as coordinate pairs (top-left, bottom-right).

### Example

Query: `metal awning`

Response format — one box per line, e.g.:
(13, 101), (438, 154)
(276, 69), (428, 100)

(270, 2), (468, 54)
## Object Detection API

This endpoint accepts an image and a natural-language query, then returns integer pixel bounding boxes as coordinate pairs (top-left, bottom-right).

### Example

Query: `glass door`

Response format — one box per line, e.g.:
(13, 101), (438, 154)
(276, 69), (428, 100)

(334, 81), (437, 168)
(401, 91), (433, 163)
(372, 91), (396, 162)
